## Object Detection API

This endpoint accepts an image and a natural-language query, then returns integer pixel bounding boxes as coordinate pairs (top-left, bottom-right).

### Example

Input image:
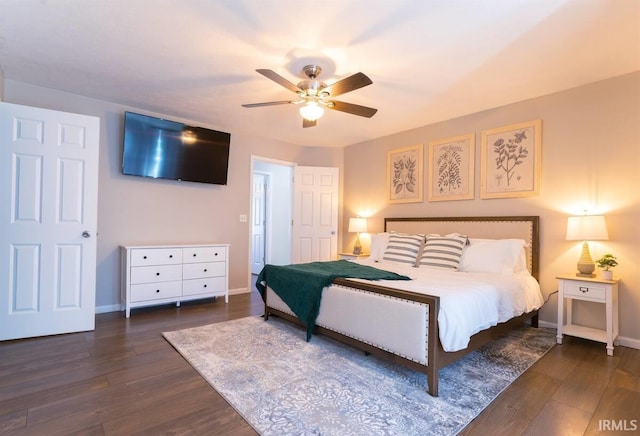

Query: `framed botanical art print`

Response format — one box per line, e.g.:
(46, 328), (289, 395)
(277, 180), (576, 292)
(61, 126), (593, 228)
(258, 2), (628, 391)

(387, 144), (423, 203)
(428, 133), (475, 202)
(480, 120), (542, 199)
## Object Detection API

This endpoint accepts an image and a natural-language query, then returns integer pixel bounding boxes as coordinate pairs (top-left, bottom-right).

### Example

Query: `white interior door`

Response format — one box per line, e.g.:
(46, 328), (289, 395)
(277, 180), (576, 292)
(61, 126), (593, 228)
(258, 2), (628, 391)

(251, 172), (267, 274)
(292, 166), (339, 263)
(0, 102), (100, 341)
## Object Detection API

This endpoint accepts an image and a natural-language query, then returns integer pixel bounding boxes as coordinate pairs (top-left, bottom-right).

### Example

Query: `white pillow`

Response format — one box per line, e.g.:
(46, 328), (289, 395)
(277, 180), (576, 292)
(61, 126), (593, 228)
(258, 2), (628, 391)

(459, 239), (527, 274)
(382, 233), (425, 265)
(370, 232), (390, 262)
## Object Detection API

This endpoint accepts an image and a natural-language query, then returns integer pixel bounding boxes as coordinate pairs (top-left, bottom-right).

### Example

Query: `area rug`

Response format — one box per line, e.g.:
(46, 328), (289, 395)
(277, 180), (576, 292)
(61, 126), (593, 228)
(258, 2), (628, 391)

(163, 316), (555, 435)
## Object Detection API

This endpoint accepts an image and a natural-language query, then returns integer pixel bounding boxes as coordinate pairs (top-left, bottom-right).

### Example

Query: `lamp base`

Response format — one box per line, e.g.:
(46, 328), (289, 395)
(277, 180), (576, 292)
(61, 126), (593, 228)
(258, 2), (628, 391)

(575, 241), (596, 278)
(576, 272), (596, 278)
(352, 233), (362, 255)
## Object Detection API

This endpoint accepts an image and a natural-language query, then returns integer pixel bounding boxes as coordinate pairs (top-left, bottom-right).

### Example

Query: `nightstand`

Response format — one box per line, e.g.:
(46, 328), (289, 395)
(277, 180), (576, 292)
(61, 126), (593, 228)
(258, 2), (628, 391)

(556, 274), (619, 356)
(338, 253), (369, 261)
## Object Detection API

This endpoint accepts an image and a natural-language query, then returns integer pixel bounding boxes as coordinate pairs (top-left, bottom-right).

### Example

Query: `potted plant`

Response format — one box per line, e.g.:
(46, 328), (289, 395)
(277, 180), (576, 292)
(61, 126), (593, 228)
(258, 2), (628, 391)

(596, 254), (618, 280)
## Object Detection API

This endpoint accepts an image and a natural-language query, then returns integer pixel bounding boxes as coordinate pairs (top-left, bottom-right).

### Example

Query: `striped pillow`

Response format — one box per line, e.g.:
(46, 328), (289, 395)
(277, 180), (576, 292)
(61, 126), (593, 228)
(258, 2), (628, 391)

(382, 233), (425, 265)
(418, 234), (468, 270)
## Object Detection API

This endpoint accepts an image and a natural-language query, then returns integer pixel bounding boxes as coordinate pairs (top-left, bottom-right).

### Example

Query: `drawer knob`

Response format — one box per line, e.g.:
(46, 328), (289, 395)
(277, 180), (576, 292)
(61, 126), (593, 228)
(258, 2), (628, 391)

(156, 289), (160, 293)
(143, 255), (147, 259)
(204, 284), (207, 288)
(579, 286), (589, 293)
(193, 253), (197, 257)
(156, 272), (160, 276)
(169, 255), (173, 258)
(214, 252), (218, 256)
(204, 269), (208, 272)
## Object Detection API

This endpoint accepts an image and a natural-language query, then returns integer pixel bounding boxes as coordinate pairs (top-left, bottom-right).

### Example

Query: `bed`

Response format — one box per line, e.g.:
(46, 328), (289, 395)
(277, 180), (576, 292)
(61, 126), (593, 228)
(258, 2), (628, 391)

(259, 216), (543, 396)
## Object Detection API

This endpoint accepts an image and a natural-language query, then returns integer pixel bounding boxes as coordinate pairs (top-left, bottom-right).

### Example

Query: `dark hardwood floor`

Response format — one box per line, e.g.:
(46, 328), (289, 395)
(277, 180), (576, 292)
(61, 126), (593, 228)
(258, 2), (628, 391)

(1, 290), (638, 435)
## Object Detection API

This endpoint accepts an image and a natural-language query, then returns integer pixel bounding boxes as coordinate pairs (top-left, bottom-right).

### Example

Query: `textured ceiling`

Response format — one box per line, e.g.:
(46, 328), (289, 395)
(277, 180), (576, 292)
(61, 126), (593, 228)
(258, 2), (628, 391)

(0, 0), (638, 147)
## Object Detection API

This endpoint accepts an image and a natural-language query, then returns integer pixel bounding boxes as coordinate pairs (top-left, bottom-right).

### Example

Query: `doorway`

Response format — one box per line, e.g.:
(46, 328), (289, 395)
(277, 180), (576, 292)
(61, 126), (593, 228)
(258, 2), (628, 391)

(249, 157), (340, 291)
(250, 157), (295, 275)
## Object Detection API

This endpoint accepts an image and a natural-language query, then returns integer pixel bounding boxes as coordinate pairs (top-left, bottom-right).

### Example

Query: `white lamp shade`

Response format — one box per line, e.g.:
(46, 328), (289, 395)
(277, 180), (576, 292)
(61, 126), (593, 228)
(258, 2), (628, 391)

(566, 215), (608, 241)
(299, 102), (324, 121)
(348, 217), (367, 233)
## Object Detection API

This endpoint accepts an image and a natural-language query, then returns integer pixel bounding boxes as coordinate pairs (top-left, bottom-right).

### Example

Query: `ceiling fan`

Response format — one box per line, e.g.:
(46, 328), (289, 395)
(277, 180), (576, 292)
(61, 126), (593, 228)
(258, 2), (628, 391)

(242, 65), (377, 128)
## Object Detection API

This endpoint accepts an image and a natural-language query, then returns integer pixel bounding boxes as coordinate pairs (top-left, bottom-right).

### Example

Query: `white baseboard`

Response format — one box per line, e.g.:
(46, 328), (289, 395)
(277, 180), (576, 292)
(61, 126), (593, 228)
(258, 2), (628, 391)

(96, 287), (252, 314)
(616, 336), (640, 350)
(537, 319), (639, 350)
(538, 320), (556, 329)
(96, 304), (122, 314)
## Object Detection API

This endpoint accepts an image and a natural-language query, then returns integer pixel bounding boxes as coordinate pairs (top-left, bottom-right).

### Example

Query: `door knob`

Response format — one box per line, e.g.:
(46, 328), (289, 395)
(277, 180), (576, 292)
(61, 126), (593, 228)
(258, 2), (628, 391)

(82, 231), (91, 238)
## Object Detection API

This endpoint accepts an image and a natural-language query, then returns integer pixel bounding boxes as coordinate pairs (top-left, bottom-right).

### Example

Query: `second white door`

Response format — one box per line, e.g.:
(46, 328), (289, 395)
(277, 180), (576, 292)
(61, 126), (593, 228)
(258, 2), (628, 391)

(292, 166), (339, 263)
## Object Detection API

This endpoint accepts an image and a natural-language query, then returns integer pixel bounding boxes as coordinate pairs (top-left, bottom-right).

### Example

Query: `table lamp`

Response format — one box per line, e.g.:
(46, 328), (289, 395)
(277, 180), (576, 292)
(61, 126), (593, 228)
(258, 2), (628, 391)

(348, 217), (367, 255)
(566, 215), (608, 277)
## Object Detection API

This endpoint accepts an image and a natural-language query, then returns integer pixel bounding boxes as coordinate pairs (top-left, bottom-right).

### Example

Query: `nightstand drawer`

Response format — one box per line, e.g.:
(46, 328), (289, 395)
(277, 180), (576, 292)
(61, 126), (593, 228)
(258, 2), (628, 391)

(564, 282), (606, 301)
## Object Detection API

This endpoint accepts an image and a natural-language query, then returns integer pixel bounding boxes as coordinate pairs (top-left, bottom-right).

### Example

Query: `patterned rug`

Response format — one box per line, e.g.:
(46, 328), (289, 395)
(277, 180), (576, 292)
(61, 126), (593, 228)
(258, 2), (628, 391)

(163, 316), (555, 435)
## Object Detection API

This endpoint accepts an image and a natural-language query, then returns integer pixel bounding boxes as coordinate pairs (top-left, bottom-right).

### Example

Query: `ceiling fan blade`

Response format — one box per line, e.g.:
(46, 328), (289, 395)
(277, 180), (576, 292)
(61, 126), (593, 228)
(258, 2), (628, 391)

(303, 118), (317, 128)
(328, 100), (378, 118)
(242, 100), (294, 108)
(256, 69), (302, 93)
(325, 72), (372, 97)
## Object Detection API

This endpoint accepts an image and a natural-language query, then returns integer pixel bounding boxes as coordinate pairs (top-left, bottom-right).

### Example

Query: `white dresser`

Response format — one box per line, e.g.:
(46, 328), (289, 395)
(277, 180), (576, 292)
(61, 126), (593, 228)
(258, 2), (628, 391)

(121, 244), (229, 317)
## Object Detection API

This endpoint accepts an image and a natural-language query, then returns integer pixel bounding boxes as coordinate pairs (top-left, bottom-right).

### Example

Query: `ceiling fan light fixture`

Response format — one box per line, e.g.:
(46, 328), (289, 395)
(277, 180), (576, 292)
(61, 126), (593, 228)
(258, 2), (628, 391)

(299, 101), (324, 121)
(242, 66), (376, 127)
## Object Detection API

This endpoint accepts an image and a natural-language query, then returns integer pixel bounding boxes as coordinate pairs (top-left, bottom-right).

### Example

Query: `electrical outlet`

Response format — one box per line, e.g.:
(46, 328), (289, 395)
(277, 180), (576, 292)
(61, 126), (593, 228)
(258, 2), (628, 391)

(239, 214), (247, 223)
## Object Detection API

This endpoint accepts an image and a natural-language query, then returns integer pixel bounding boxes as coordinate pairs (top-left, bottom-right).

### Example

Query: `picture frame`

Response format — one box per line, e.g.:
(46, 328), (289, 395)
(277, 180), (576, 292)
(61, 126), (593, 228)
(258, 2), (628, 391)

(387, 144), (423, 203)
(480, 120), (542, 199)
(428, 133), (475, 202)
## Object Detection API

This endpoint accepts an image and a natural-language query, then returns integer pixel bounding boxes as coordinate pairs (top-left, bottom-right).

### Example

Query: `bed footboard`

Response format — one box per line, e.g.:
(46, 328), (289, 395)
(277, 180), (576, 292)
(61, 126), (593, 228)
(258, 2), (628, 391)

(265, 278), (442, 396)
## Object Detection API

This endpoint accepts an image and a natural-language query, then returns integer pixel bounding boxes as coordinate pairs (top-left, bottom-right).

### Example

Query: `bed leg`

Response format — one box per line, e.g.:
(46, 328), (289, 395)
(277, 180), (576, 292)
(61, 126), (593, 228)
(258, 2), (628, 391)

(263, 305), (270, 321)
(531, 313), (539, 328)
(427, 370), (439, 397)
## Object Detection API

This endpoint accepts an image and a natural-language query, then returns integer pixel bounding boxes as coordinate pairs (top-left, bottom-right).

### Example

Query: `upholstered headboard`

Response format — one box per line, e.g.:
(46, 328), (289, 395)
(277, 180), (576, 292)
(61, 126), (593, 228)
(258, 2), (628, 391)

(384, 216), (539, 279)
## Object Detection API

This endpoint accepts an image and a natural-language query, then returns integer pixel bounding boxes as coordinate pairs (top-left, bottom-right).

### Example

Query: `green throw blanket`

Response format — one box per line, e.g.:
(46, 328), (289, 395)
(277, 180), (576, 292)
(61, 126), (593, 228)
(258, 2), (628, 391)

(255, 260), (411, 340)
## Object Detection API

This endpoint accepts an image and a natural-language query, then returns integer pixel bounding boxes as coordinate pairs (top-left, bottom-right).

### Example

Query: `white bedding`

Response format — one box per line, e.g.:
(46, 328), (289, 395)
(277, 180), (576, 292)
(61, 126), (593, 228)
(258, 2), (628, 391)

(347, 258), (544, 352)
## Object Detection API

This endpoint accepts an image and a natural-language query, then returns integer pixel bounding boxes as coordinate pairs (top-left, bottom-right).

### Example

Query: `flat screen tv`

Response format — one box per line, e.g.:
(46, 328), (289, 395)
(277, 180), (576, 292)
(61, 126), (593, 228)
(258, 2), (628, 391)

(122, 111), (231, 185)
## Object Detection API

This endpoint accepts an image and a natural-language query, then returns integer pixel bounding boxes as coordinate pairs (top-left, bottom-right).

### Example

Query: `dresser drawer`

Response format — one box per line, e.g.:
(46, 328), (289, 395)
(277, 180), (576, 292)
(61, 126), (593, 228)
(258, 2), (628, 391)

(130, 281), (182, 302)
(130, 248), (182, 266)
(183, 261), (226, 279)
(182, 246), (227, 263)
(183, 277), (226, 296)
(564, 282), (606, 301)
(130, 264), (182, 284)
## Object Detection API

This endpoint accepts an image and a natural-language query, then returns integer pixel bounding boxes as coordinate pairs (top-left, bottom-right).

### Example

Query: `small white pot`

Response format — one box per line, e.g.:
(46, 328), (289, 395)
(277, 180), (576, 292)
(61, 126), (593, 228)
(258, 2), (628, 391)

(601, 270), (613, 280)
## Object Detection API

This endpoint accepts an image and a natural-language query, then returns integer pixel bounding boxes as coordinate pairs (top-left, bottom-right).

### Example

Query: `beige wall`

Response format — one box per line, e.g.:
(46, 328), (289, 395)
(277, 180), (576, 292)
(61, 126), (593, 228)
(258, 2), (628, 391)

(343, 72), (640, 344)
(4, 80), (343, 310)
